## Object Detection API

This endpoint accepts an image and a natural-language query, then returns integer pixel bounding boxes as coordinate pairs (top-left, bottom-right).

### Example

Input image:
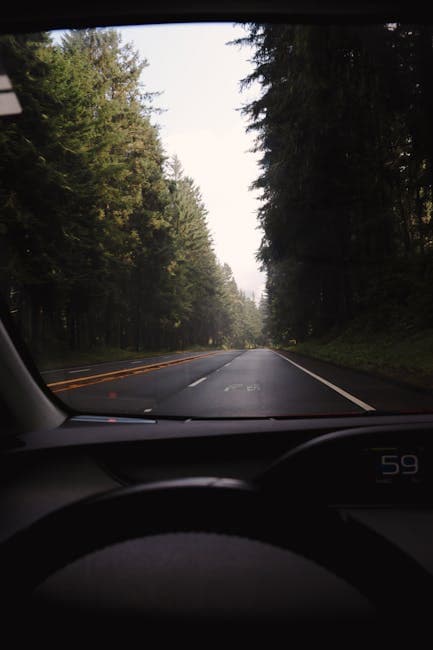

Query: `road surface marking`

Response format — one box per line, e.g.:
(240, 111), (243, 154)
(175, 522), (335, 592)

(143, 408), (152, 413)
(223, 383), (261, 392)
(130, 360), (146, 364)
(68, 368), (91, 373)
(272, 351), (375, 411)
(188, 377), (207, 387)
(224, 362), (231, 367)
(224, 383), (244, 392)
(47, 351), (221, 393)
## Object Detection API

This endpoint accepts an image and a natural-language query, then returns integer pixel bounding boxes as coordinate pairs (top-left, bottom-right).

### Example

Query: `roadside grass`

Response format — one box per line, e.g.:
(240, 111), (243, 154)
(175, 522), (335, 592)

(36, 345), (218, 372)
(285, 328), (433, 391)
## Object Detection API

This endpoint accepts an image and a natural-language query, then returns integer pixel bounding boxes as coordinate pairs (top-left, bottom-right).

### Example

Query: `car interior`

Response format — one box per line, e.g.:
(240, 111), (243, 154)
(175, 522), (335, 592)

(2, 0), (433, 636)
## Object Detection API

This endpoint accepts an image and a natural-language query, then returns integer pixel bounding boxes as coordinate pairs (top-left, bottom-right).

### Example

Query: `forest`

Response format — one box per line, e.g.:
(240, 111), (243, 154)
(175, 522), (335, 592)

(0, 29), (264, 363)
(241, 24), (433, 347)
(3, 23), (432, 374)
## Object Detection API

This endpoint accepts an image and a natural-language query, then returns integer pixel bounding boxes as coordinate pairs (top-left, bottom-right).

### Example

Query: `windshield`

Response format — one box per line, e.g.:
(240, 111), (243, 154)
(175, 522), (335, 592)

(1, 22), (433, 418)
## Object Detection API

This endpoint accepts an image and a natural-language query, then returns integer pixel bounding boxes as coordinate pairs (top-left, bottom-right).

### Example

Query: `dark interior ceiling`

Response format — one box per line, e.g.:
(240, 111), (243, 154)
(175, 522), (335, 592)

(1, 1), (433, 34)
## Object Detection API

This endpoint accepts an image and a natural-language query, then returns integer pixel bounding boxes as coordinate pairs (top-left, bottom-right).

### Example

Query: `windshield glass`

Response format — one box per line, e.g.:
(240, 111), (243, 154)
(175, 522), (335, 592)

(2, 22), (433, 418)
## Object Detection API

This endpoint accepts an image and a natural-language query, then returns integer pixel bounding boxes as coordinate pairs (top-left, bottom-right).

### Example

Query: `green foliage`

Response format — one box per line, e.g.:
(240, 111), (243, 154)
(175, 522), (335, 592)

(289, 326), (433, 390)
(0, 29), (264, 361)
(241, 24), (433, 345)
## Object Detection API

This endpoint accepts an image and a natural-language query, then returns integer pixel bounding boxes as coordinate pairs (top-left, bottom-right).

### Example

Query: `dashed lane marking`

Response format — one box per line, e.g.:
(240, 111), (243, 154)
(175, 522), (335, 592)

(47, 351), (220, 394)
(188, 377), (207, 387)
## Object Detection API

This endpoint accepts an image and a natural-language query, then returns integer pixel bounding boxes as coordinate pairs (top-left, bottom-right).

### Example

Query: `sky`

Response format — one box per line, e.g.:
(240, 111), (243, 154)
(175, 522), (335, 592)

(119, 23), (265, 301)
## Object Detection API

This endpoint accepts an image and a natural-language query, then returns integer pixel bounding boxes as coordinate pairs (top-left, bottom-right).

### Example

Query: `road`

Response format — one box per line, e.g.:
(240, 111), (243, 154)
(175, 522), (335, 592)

(43, 348), (433, 418)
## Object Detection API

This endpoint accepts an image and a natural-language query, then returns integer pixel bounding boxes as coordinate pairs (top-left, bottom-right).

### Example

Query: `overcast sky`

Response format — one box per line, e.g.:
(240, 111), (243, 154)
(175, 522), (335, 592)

(120, 23), (265, 301)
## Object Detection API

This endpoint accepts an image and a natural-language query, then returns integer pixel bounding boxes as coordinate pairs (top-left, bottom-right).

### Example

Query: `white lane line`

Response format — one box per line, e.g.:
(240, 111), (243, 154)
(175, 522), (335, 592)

(272, 351), (375, 411)
(68, 368), (91, 374)
(224, 362), (231, 367)
(130, 360), (145, 364)
(188, 376), (207, 387)
(143, 408), (152, 413)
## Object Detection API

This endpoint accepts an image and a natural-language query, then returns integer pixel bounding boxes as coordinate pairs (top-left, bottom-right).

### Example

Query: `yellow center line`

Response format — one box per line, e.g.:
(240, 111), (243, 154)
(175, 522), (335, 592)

(47, 351), (220, 394)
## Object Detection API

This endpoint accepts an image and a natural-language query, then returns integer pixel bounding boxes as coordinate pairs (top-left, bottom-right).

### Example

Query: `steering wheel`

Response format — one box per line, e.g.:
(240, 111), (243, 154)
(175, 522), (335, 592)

(1, 468), (432, 626)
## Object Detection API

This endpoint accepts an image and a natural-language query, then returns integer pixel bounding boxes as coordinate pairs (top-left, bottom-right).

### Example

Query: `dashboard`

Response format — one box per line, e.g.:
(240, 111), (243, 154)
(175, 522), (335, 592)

(3, 413), (433, 510)
(1, 413), (433, 633)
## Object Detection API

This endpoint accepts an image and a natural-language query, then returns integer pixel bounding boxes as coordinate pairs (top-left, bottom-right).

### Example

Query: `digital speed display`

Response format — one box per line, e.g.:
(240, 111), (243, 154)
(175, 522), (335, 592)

(317, 432), (432, 505)
(368, 447), (423, 485)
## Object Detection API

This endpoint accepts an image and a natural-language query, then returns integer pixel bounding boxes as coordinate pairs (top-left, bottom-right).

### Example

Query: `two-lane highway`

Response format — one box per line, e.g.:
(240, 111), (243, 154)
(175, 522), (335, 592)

(44, 348), (433, 417)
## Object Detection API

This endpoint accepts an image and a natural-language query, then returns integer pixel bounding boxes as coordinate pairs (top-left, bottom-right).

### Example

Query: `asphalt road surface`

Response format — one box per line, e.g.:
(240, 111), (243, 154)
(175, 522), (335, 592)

(43, 348), (433, 418)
